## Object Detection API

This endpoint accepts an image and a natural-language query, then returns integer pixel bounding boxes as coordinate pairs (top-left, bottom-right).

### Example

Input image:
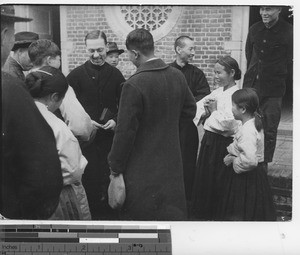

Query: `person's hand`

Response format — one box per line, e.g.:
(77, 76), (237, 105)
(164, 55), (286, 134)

(91, 120), (103, 129)
(224, 154), (235, 166)
(206, 98), (217, 113)
(102, 119), (116, 130)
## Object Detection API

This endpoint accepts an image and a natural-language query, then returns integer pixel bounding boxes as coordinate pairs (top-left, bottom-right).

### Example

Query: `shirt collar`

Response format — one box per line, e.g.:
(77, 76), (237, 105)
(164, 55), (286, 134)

(258, 18), (283, 33)
(146, 57), (158, 62)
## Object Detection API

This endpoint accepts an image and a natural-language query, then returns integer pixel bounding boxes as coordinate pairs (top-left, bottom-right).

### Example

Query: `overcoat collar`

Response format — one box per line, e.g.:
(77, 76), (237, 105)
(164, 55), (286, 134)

(171, 60), (191, 71)
(131, 59), (169, 78)
(257, 18), (285, 33)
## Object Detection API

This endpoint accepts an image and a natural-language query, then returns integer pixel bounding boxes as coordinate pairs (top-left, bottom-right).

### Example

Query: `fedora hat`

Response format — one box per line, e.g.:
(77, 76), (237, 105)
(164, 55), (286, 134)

(107, 42), (124, 55)
(1, 5), (32, 22)
(11, 31), (39, 51)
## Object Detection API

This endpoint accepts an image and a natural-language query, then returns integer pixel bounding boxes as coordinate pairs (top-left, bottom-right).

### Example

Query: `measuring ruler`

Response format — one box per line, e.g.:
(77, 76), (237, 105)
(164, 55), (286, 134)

(0, 224), (172, 254)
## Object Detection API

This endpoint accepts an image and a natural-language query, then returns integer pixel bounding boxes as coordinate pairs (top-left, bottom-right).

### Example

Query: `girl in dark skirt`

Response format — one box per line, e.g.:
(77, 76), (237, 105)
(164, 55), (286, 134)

(191, 56), (241, 220)
(219, 88), (276, 221)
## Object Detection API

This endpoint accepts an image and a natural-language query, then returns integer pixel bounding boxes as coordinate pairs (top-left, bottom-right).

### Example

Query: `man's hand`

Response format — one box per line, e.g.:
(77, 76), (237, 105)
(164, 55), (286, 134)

(91, 120), (103, 129)
(102, 119), (116, 131)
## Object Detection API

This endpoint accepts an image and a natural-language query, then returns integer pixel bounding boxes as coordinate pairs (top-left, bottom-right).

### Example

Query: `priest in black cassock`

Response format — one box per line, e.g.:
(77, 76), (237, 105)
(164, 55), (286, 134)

(169, 36), (210, 216)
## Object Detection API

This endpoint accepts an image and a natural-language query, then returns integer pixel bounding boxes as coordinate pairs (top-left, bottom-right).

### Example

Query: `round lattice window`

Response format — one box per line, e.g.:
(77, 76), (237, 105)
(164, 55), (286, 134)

(104, 6), (182, 41)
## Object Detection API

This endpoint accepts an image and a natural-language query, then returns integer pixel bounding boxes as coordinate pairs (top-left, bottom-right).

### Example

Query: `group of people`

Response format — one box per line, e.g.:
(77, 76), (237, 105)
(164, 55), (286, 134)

(1, 5), (292, 221)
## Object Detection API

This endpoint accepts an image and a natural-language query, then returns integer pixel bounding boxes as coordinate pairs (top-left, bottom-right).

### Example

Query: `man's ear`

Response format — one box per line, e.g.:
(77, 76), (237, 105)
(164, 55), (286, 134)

(132, 49), (139, 59)
(1, 27), (11, 47)
(45, 56), (52, 66)
(175, 46), (181, 54)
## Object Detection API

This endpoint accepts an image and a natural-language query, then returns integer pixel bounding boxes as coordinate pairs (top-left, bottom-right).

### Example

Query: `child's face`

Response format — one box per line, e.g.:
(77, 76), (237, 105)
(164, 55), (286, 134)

(106, 52), (120, 67)
(232, 102), (243, 121)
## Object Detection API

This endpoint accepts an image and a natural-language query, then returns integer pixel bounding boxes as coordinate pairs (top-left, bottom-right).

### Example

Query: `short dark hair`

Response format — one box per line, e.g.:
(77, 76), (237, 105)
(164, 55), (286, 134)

(216, 55), (241, 80)
(28, 39), (61, 66)
(125, 28), (154, 56)
(174, 35), (193, 53)
(84, 30), (107, 45)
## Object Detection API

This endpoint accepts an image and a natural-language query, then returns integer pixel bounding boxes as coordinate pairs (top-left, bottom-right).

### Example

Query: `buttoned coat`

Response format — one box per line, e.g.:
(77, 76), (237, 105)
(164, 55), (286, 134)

(108, 59), (196, 220)
(243, 18), (293, 97)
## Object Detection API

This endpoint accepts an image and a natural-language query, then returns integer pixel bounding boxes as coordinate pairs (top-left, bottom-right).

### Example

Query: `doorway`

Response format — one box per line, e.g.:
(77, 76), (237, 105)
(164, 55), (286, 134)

(14, 5), (61, 52)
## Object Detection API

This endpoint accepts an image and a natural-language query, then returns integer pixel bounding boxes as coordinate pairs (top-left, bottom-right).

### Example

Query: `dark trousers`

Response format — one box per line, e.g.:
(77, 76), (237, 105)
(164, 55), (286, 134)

(260, 97), (282, 163)
(81, 134), (118, 220)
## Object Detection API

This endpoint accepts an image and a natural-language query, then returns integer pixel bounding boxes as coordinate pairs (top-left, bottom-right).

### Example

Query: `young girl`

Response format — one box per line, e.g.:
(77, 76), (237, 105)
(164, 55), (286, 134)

(219, 88), (276, 221)
(191, 56), (241, 220)
(25, 66), (91, 220)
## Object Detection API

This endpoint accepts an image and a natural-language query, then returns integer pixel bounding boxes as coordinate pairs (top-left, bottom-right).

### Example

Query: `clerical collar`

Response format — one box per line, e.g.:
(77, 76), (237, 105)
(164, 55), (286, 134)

(89, 60), (105, 70)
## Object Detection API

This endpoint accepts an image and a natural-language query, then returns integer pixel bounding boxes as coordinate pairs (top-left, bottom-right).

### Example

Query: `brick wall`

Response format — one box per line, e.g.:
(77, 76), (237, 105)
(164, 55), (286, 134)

(65, 5), (233, 88)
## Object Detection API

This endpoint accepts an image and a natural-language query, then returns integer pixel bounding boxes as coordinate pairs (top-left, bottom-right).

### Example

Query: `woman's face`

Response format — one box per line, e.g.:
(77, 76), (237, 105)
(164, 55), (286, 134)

(213, 62), (234, 87)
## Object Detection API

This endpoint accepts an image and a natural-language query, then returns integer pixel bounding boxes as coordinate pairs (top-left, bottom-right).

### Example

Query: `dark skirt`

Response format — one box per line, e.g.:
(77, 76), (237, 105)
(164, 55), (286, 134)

(216, 163), (277, 221)
(191, 130), (233, 220)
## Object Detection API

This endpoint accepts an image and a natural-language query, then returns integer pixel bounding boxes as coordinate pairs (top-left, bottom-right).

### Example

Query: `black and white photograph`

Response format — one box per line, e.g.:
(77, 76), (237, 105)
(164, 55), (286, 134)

(1, 1), (299, 254)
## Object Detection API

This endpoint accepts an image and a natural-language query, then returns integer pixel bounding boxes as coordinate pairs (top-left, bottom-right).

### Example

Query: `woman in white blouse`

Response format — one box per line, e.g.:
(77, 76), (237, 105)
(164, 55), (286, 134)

(191, 56), (241, 220)
(220, 88), (276, 220)
(25, 66), (91, 220)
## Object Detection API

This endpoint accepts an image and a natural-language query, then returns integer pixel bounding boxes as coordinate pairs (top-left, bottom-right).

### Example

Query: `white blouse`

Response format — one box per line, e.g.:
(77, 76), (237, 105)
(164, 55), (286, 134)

(227, 118), (264, 174)
(28, 68), (94, 142)
(35, 101), (87, 185)
(59, 86), (94, 142)
(193, 85), (240, 137)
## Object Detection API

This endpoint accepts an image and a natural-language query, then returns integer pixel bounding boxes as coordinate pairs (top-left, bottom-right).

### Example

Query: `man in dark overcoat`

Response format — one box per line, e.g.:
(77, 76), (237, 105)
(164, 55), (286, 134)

(1, 5), (63, 219)
(67, 30), (125, 220)
(108, 28), (196, 221)
(3, 31), (39, 81)
(243, 6), (293, 167)
(169, 36), (210, 209)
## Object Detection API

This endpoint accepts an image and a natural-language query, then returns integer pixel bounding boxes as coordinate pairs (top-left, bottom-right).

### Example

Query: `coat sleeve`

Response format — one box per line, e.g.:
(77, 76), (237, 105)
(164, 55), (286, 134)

(59, 85), (94, 141)
(245, 28), (253, 69)
(108, 83), (143, 174)
(194, 70), (211, 102)
(113, 72), (126, 123)
(180, 80), (197, 125)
